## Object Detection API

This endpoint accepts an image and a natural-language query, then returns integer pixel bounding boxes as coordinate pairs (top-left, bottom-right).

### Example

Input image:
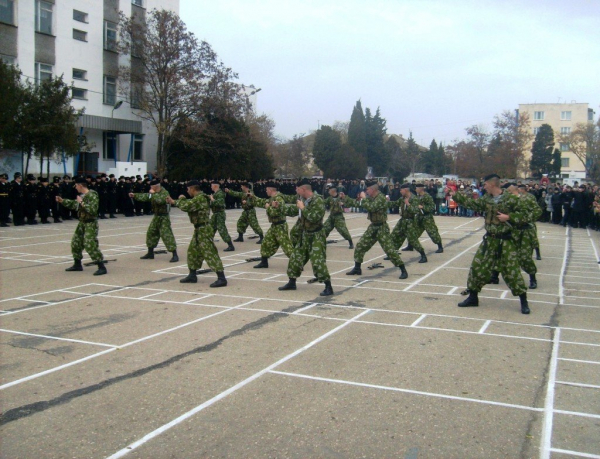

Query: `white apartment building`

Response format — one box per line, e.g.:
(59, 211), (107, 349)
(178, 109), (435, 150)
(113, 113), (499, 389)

(517, 103), (595, 180)
(0, 0), (179, 176)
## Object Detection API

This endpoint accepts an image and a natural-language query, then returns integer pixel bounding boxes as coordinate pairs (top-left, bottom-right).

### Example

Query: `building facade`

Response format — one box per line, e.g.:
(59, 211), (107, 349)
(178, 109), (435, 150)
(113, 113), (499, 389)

(518, 103), (595, 181)
(0, 0), (179, 176)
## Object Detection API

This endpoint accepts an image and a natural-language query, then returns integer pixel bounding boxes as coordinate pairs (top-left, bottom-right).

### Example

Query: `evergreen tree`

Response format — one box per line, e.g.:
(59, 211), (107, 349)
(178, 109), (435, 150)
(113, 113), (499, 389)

(530, 124), (555, 178)
(406, 131), (421, 175)
(420, 139), (438, 174)
(327, 144), (367, 180)
(365, 107), (389, 176)
(551, 148), (562, 177)
(312, 125), (342, 176)
(386, 136), (411, 183)
(348, 100), (367, 158)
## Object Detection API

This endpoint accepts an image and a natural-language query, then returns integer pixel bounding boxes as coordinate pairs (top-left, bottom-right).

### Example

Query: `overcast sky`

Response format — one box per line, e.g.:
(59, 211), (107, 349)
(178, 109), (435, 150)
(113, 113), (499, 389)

(181, 0), (600, 147)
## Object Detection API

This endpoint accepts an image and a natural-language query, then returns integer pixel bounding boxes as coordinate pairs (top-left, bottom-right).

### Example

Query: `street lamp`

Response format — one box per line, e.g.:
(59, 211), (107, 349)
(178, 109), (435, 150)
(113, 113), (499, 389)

(111, 100), (123, 118)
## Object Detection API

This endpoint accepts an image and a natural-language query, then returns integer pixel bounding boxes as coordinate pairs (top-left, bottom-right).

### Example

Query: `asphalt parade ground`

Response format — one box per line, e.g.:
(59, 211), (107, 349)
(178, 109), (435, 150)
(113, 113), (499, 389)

(1, 209), (599, 459)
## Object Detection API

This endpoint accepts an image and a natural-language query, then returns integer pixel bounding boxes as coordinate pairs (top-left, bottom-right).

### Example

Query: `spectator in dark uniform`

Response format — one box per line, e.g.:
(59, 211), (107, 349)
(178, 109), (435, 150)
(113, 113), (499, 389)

(10, 173), (25, 226)
(37, 177), (53, 224)
(0, 173), (10, 226)
(50, 177), (63, 222)
(107, 174), (118, 218)
(24, 174), (38, 225)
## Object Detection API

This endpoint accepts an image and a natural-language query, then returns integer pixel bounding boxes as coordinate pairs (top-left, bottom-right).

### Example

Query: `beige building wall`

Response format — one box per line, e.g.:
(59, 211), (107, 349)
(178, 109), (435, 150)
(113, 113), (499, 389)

(518, 103), (594, 179)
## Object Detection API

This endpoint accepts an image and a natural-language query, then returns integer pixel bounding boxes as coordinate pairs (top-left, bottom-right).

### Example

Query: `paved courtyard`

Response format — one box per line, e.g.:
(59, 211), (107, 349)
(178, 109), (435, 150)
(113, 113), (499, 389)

(1, 209), (599, 458)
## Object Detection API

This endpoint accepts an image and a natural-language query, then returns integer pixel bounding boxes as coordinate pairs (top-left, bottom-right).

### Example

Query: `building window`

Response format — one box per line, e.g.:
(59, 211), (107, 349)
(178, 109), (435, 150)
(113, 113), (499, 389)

(561, 158), (570, 168)
(560, 111), (572, 121)
(35, 1), (53, 35)
(132, 0), (144, 6)
(533, 111), (544, 121)
(73, 10), (88, 23)
(1, 54), (16, 65)
(72, 88), (87, 100)
(73, 68), (87, 80)
(73, 29), (87, 42)
(560, 127), (571, 135)
(104, 21), (118, 51)
(104, 132), (117, 160)
(104, 76), (116, 105)
(560, 142), (570, 152)
(130, 85), (143, 109)
(588, 109), (594, 121)
(0, 0), (15, 25)
(533, 127), (540, 135)
(35, 62), (53, 84)
(133, 135), (143, 160)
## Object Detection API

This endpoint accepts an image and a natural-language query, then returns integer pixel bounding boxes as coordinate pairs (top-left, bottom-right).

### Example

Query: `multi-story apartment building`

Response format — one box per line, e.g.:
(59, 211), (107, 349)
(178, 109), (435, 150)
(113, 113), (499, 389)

(518, 103), (595, 181)
(0, 0), (179, 176)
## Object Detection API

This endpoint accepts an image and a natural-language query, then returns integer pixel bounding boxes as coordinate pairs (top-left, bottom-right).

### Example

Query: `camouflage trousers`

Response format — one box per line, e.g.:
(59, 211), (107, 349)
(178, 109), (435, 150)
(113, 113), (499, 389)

(287, 230), (330, 281)
(261, 222), (293, 259)
(417, 216), (442, 245)
(355, 223), (405, 267)
(531, 223), (540, 249)
(188, 225), (224, 272)
(391, 218), (424, 252)
(211, 211), (232, 244)
(237, 209), (263, 236)
(324, 213), (352, 241)
(147, 215), (177, 251)
(290, 220), (301, 247)
(514, 228), (537, 275)
(468, 236), (527, 296)
(71, 221), (104, 263)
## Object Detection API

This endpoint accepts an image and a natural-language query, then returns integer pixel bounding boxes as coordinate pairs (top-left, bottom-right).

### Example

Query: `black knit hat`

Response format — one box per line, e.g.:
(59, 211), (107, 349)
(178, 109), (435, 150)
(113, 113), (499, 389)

(265, 181), (279, 189)
(483, 173), (500, 182)
(400, 183), (411, 189)
(74, 176), (87, 184)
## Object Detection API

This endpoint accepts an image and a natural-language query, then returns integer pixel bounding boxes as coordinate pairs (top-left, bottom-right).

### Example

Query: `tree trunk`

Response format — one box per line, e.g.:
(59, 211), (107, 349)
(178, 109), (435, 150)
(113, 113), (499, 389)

(47, 153), (51, 178)
(25, 149), (31, 176)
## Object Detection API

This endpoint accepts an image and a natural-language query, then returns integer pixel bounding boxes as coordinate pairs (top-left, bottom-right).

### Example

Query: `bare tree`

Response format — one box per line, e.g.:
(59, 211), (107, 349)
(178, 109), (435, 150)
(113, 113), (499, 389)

(559, 120), (600, 182)
(118, 9), (249, 175)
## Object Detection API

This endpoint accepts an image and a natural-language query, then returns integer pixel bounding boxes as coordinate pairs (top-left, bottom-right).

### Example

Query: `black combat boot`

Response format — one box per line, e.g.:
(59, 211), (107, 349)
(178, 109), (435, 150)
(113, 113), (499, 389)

(234, 233), (244, 242)
(93, 261), (107, 276)
(41, 218), (50, 224)
(140, 248), (155, 259)
(99, 214), (106, 219)
(435, 244), (444, 253)
(458, 291), (479, 307)
(210, 271), (227, 288)
(256, 234), (264, 244)
(348, 240), (354, 249)
(520, 293), (530, 314)
(180, 269), (197, 283)
(65, 259), (83, 272)
(399, 265), (408, 279)
(401, 244), (414, 252)
(224, 241), (235, 252)
(169, 250), (179, 263)
(535, 247), (541, 260)
(110, 214), (117, 218)
(53, 218), (62, 223)
(529, 274), (537, 289)
(418, 250), (428, 263)
(320, 280), (333, 296)
(253, 257), (269, 268)
(346, 262), (362, 275)
(279, 278), (297, 291)
(489, 271), (500, 284)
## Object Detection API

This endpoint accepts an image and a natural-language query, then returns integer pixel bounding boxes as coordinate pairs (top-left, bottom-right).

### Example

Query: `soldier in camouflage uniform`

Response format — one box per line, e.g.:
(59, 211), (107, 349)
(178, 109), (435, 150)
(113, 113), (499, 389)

(323, 185), (354, 249)
(279, 180), (333, 296)
(387, 184), (428, 263)
(251, 182), (293, 269)
(518, 185), (542, 260)
(281, 188), (302, 246)
(130, 179), (179, 262)
(414, 183), (444, 253)
(225, 182), (264, 244)
(56, 176), (107, 275)
(449, 174), (531, 314)
(341, 183), (409, 279)
(210, 181), (235, 252)
(168, 180), (227, 287)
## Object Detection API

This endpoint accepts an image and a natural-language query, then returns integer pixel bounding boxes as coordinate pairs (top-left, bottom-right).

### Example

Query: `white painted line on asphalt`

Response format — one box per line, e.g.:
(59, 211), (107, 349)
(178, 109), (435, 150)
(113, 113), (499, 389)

(352, 280), (369, 288)
(447, 286), (460, 295)
(182, 294), (214, 304)
(269, 370), (543, 412)
(106, 309), (371, 459)
(558, 358), (600, 365)
(550, 448), (600, 458)
(0, 348), (116, 390)
(478, 320), (491, 334)
(500, 290), (509, 299)
(587, 228), (600, 265)
(410, 314), (427, 327)
(556, 381), (600, 389)
(559, 227), (570, 305)
(0, 328), (117, 348)
(292, 302), (318, 315)
(540, 327), (561, 459)
(403, 241), (482, 292)
(553, 409), (600, 420)
(137, 291), (168, 299)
